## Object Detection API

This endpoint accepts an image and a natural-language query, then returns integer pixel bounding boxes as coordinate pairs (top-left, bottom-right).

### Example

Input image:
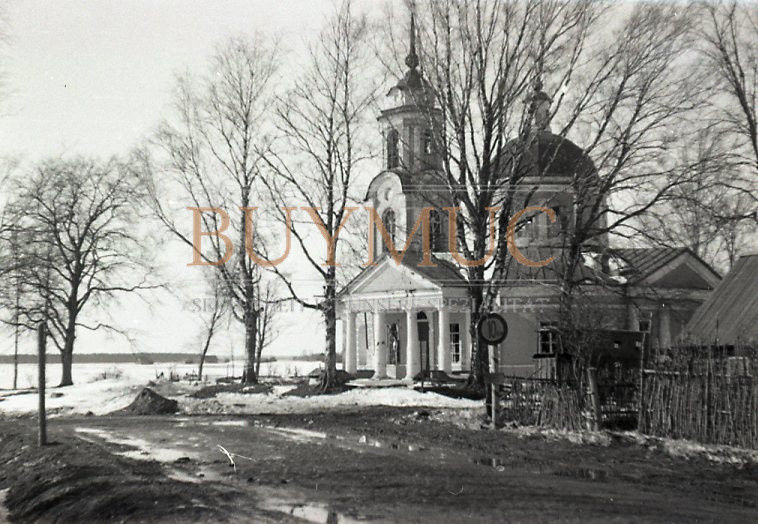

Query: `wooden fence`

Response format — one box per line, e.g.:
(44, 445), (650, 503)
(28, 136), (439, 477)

(491, 351), (756, 449)
(491, 376), (587, 431)
(639, 360), (757, 449)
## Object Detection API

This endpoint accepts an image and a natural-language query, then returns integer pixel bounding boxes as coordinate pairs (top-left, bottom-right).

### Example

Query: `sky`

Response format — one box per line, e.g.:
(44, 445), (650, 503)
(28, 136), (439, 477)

(0, 0), (390, 359)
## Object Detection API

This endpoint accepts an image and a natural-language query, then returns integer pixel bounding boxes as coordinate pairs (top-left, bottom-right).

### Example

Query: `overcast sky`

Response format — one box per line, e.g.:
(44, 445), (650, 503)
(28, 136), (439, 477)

(0, 1), (391, 358)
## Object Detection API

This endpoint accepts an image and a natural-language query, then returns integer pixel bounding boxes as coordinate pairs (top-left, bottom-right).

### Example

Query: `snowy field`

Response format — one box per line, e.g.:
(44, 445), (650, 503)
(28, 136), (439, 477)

(0, 359), (322, 390)
(0, 360), (481, 417)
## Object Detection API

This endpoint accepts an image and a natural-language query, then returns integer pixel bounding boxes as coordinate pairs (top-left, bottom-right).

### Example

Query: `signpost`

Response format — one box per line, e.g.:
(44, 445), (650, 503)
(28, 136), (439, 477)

(478, 313), (508, 427)
(38, 322), (47, 446)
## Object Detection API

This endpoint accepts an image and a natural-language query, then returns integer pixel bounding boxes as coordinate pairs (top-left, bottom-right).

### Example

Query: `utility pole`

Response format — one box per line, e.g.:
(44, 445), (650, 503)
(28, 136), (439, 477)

(12, 229), (20, 390)
(13, 267), (20, 390)
(38, 322), (47, 446)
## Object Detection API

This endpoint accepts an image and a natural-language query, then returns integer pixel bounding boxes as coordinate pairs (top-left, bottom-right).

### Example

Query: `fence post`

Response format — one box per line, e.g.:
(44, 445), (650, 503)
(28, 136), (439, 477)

(38, 322), (47, 446)
(586, 367), (601, 431)
(637, 333), (646, 432)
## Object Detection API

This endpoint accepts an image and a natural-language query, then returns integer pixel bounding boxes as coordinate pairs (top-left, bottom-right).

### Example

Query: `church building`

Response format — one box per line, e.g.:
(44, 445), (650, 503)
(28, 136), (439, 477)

(336, 20), (720, 381)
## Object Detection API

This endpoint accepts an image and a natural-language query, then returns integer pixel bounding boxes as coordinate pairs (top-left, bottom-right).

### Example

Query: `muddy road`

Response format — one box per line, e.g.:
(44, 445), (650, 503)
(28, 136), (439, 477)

(1, 408), (757, 522)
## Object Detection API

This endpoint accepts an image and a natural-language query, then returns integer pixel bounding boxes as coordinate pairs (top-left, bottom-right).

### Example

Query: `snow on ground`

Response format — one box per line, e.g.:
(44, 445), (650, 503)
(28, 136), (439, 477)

(182, 387), (481, 416)
(0, 360), (480, 416)
(0, 360), (319, 391)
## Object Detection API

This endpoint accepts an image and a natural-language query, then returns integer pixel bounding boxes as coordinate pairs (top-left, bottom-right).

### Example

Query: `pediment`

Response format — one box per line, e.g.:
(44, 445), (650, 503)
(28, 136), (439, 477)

(642, 254), (720, 290)
(351, 259), (440, 294)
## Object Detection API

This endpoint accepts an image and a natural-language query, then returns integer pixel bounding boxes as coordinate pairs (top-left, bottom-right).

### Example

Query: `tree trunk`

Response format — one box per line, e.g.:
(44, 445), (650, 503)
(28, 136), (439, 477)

(468, 272), (487, 392)
(320, 274), (338, 392)
(242, 311), (258, 384)
(60, 346), (74, 387)
(60, 315), (77, 387)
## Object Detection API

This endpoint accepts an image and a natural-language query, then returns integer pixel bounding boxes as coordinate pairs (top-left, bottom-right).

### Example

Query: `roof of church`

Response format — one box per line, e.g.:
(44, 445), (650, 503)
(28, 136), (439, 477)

(502, 130), (597, 181)
(613, 247), (721, 283)
(685, 254), (758, 345)
(501, 247), (611, 285)
(337, 251), (467, 298)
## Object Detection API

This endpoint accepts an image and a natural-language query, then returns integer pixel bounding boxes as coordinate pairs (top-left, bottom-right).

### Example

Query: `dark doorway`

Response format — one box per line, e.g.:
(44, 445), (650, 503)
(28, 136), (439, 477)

(417, 312), (430, 372)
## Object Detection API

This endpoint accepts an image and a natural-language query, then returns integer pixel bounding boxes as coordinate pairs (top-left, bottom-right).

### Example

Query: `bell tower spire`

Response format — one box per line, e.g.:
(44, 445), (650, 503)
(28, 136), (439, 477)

(405, 13), (419, 71)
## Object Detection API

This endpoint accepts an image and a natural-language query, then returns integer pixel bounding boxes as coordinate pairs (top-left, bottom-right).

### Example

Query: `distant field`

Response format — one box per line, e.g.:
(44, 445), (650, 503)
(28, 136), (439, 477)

(0, 359), (323, 390)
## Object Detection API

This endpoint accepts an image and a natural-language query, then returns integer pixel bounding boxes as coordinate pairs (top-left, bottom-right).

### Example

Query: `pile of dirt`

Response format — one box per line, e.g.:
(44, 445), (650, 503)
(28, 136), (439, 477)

(189, 382), (272, 399)
(117, 387), (178, 415)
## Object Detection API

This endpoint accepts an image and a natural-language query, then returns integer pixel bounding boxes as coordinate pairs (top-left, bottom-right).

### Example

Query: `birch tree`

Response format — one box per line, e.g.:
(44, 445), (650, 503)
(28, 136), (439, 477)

(262, 1), (380, 390)
(141, 36), (278, 384)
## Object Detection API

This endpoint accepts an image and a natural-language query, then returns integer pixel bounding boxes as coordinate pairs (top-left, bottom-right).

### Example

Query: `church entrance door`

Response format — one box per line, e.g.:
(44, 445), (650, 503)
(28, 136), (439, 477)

(417, 312), (430, 375)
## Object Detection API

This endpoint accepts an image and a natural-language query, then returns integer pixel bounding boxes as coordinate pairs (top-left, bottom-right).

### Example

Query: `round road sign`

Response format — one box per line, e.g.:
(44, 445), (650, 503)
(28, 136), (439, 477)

(478, 313), (508, 345)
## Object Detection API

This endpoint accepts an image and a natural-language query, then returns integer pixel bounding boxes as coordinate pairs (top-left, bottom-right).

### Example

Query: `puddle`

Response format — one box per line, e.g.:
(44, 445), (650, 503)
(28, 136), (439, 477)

(75, 427), (201, 463)
(264, 426), (328, 442)
(167, 465), (226, 484)
(176, 419), (249, 428)
(210, 419), (248, 427)
(260, 497), (367, 523)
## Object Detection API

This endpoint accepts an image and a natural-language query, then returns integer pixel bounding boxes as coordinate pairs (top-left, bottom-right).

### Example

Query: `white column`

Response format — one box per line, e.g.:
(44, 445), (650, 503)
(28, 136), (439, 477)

(659, 306), (671, 349)
(344, 312), (357, 374)
(462, 311), (471, 370)
(405, 309), (420, 380)
(626, 303), (640, 331)
(437, 308), (451, 373)
(373, 311), (387, 378)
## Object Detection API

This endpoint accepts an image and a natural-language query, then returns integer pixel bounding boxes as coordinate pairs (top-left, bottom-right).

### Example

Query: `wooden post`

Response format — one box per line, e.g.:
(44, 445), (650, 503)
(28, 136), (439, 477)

(38, 322), (47, 446)
(586, 367), (601, 431)
(489, 344), (499, 428)
(637, 331), (647, 432)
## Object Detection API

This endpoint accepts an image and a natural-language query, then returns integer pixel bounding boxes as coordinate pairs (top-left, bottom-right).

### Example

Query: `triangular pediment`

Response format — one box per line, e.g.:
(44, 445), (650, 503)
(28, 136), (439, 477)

(642, 253), (720, 290)
(350, 259), (440, 294)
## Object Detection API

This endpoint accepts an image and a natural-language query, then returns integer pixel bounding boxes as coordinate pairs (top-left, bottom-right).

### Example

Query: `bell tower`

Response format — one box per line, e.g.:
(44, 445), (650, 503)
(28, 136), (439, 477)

(378, 14), (441, 173)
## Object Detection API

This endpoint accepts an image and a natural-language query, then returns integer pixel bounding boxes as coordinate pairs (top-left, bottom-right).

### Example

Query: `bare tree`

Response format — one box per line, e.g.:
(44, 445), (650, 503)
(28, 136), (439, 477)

(254, 277), (279, 379)
(140, 36), (278, 384)
(2, 157), (155, 386)
(261, 1), (380, 390)
(700, 0), (758, 174)
(195, 271), (228, 382)
(400, 1), (701, 388)
(634, 127), (755, 271)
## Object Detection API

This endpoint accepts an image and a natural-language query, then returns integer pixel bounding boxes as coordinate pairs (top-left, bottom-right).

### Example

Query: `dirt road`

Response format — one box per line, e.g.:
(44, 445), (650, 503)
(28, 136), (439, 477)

(2, 408), (757, 522)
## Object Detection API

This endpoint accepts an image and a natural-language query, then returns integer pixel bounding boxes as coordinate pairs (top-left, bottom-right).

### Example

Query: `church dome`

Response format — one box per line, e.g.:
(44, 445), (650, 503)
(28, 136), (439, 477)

(503, 130), (597, 181)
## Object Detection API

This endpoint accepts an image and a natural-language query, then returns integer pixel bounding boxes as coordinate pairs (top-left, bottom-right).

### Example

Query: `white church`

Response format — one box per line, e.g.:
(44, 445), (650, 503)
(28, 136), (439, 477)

(336, 19), (720, 381)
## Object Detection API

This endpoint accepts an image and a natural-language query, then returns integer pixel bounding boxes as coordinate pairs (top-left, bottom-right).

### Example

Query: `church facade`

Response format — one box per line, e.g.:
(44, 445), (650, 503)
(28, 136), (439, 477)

(336, 24), (720, 381)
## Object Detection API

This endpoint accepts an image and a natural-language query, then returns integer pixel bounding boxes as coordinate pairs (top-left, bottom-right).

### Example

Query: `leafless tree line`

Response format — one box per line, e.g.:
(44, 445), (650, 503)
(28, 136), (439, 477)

(0, 0), (755, 389)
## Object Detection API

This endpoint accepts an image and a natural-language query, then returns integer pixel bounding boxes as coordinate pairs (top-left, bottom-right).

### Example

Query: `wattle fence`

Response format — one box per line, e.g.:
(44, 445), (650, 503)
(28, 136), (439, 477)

(491, 348), (757, 449)
(638, 356), (757, 449)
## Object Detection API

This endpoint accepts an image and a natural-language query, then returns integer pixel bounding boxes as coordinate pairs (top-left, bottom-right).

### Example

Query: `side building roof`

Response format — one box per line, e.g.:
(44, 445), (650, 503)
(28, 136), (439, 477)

(685, 254), (758, 345)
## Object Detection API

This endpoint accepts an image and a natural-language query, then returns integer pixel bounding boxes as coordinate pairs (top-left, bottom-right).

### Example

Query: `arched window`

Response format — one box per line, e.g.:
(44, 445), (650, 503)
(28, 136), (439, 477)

(382, 208), (396, 247)
(387, 129), (400, 169)
(430, 209), (444, 252)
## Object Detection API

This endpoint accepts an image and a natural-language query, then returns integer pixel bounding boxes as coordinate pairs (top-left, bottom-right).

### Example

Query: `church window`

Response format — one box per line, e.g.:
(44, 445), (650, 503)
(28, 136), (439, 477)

(450, 323), (461, 364)
(382, 208), (396, 246)
(538, 321), (559, 355)
(387, 129), (400, 169)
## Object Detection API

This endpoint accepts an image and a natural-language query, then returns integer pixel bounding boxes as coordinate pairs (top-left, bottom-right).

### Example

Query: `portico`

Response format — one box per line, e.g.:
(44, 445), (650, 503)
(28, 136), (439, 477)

(337, 254), (471, 380)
